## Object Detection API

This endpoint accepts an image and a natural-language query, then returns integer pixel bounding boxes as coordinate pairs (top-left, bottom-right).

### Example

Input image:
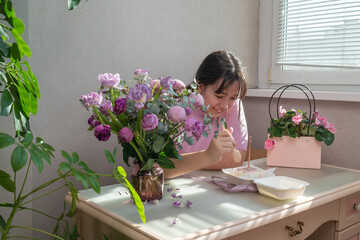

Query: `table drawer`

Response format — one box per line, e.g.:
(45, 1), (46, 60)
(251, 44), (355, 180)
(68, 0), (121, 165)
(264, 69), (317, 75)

(336, 221), (360, 240)
(338, 191), (360, 231)
(229, 200), (339, 240)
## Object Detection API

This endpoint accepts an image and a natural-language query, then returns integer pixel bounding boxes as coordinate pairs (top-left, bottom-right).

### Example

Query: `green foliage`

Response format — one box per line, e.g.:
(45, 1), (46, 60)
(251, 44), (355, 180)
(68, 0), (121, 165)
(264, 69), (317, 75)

(267, 108), (335, 146)
(67, 0), (87, 10)
(114, 167), (146, 223)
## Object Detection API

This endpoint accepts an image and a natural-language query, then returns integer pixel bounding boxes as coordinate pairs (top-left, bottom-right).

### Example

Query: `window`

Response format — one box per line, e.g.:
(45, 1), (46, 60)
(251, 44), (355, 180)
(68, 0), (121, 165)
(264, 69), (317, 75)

(268, 0), (360, 90)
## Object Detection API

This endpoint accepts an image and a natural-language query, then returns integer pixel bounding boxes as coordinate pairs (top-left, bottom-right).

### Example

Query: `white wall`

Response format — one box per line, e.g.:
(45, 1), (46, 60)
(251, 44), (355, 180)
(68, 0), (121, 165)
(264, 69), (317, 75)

(1, 0), (259, 236)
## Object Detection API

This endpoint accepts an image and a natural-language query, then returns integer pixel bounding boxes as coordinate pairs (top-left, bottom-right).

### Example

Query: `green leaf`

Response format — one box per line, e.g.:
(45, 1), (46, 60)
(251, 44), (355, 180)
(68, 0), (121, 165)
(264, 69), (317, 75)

(29, 148), (44, 173)
(0, 170), (15, 192)
(61, 150), (72, 163)
(0, 132), (15, 148)
(156, 155), (175, 169)
(42, 143), (55, 151)
(72, 152), (79, 164)
(0, 37), (9, 56)
(68, 0), (82, 10)
(115, 167), (146, 223)
(12, 16), (25, 35)
(153, 135), (165, 153)
(140, 158), (155, 171)
(32, 145), (51, 164)
(104, 149), (115, 165)
(1, 89), (13, 116)
(59, 162), (71, 171)
(21, 131), (33, 144)
(164, 142), (178, 159)
(323, 131), (335, 146)
(10, 42), (21, 61)
(11, 145), (28, 172)
(87, 174), (100, 194)
(0, 25), (9, 40)
(11, 30), (31, 58)
(0, 214), (6, 231)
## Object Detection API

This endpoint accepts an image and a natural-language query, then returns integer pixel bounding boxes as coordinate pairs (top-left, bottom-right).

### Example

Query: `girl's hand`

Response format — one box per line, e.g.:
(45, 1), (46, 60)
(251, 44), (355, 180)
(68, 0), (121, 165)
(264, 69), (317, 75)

(206, 127), (237, 164)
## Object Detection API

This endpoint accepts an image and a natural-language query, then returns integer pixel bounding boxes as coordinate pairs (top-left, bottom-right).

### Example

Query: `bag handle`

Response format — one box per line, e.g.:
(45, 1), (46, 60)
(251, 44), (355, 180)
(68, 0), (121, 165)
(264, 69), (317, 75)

(268, 84), (316, 135)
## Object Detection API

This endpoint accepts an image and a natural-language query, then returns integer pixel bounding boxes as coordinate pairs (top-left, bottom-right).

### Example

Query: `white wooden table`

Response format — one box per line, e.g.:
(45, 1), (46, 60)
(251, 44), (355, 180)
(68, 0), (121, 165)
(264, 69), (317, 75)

(65, 159), (360, 240)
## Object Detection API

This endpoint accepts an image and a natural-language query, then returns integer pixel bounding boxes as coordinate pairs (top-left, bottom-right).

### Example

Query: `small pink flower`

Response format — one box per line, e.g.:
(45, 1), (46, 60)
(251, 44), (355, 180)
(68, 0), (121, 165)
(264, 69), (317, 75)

(150, 79), (161, 92)
(315, 117), (322, 126)
(279, 106), (286, 117)
(319, 117), (329, 128)
(292, 114), (303, 124)
(118, 127), (133, 143)
(98, 73), (120, 88)
(170, 79), (186, 94)
(168, 106), (187, 123)
(328, 123), (337, 133)
(264, 139), (275, 150)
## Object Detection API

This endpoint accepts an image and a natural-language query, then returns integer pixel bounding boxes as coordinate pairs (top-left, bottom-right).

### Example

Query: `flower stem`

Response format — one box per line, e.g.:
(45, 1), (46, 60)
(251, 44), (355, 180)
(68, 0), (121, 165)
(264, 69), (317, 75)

(20, 184), (66, 206)
(10, 226), (63, 240)
(129, 141), (144, 164)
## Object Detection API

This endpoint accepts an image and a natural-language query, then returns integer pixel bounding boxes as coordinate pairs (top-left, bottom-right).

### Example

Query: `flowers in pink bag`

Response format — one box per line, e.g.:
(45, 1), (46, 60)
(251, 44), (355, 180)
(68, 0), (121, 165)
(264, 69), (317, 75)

(265, 106), (336, 148)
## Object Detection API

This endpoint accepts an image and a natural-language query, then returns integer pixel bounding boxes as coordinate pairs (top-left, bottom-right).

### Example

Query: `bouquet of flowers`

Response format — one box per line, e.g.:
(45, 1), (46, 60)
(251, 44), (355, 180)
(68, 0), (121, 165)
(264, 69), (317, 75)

(265, 106), (336, 150)
(80, 69), (211, 172)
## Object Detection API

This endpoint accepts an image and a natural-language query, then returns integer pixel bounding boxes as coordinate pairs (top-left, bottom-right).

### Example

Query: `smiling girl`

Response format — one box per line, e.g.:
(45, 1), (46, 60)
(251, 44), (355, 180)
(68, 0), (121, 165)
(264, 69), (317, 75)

(164, 51), (248, 178)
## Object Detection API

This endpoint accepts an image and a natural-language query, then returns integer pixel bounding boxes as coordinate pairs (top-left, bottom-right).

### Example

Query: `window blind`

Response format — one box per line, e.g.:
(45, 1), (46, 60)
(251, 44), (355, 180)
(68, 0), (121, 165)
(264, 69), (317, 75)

(277, 0), (360, 69)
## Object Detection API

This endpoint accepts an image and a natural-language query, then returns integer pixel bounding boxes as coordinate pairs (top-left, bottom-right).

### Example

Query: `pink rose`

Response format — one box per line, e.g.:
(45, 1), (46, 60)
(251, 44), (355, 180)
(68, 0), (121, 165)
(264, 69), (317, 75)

(292, 114), (303, 124)
(184, 117), (196, 131)
(150, 79), (161, 93)
(264, 139), (275, 150)
(98, 73), (120, 88)
(142, 113), (159, 130)
(118, 127), (133, 143)
(168, 106), (187, 123)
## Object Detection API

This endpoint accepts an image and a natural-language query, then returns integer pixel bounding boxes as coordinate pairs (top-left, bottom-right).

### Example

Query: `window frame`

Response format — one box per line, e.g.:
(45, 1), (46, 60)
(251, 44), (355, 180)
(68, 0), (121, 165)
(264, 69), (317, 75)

(258, 0), (360, 92)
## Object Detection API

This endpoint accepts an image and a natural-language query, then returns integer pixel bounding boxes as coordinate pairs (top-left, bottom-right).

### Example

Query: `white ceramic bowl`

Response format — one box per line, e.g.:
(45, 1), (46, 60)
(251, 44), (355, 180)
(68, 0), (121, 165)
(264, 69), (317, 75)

(222, 166), (273, 185)
(253, 176), (309, 200)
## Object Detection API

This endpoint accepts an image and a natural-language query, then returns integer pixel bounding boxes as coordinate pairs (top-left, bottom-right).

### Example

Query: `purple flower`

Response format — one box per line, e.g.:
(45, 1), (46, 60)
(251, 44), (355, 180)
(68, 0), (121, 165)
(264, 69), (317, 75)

(171, 193), (177, 198)
(170, 79), (186, 93)
(185, 107), (192, 116)
(118, 127), (133, 143)
(172, 217), (182, 225)
(81, 92), (102, 108)
(127, 84), (152, 110)
(189, 92), (204, 108)
(185, 200), (193, 208)
(142, 113), (159, 130)
(184, 117), (197, 132)
(150, 79), (161, 93)
(192, 121), (205, 140)
(114, 98), (127, 115)
(172, 201), (182, 207)
(88, 114), (101, 127)
(99, 100), (113, 115)
(98, 73), (120, 88)
(94, 125), (111, 141)
(168, 106), (187, 123)
(160, 76), (172, 89)
(134, 68), (149, 78)
(167, 188), (173, 192)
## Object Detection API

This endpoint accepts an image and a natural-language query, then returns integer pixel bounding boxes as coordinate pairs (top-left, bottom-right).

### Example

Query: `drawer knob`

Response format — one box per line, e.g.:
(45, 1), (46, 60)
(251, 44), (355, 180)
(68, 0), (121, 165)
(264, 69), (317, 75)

(354, 203), (360, 212)
(285, 221), (304, 237)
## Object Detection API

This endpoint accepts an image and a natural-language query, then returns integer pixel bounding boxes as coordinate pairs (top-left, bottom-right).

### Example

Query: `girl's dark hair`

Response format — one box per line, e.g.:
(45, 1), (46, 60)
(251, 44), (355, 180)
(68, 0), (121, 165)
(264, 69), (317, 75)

(191, 51), (248, 99)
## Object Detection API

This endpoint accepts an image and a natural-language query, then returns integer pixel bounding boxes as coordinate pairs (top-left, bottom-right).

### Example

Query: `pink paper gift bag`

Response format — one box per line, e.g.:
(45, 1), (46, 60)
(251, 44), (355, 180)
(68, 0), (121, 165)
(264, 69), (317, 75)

(266, 136), (322, 169)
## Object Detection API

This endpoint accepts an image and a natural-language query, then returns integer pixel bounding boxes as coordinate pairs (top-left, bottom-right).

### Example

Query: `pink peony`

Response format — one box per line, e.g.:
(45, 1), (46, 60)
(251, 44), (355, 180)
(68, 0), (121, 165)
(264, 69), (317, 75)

(150, 79), (161, 92)
(99, 100), (113, 115)
(170, 79), (186, 94)
(264, 139), (275, 150)
(292, 114), (303, 124)
(98, 73), (120, 88)
(119, 127), (133, 143)
(142, 113), (159, 130)
(167, 106), (187, 123)
(81, 92), (102, 108)
(189, 92), (204, 108)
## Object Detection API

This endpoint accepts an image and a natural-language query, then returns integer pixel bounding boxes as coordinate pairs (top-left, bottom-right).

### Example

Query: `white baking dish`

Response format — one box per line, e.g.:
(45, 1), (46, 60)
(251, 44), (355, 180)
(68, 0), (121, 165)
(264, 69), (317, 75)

(253, 176), (309, 200)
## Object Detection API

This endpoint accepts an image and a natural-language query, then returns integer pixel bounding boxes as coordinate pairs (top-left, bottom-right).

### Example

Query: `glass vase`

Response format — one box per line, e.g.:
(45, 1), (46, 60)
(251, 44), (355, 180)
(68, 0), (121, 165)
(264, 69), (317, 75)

(131, 164), (164, 202)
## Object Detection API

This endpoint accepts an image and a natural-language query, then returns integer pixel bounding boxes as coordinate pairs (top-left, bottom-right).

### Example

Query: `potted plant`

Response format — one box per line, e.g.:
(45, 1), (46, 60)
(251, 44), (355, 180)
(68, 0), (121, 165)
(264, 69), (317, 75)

(80, 70), (211, 202)
(264, 84), (336, 169)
